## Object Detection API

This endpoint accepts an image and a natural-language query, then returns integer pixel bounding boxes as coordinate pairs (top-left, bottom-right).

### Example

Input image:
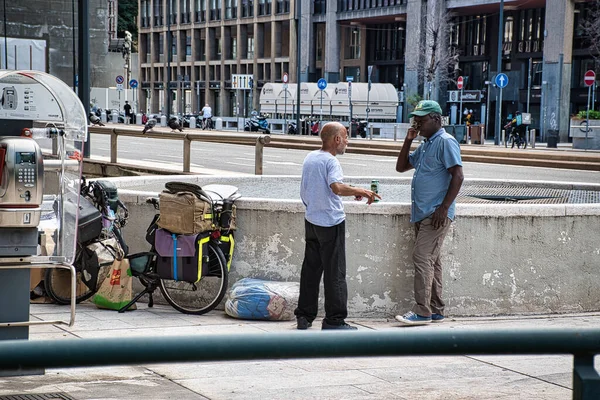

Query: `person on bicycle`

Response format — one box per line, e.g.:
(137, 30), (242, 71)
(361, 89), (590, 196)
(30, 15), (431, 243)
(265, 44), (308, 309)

(201, 103), (213, 129)
(504, 111), (527, 148)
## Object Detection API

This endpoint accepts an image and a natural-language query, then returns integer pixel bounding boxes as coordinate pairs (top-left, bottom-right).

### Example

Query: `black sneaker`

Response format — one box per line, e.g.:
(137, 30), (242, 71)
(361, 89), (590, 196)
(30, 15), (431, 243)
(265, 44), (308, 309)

(321, 320), (358, 330)
(297, 317), (312, 330)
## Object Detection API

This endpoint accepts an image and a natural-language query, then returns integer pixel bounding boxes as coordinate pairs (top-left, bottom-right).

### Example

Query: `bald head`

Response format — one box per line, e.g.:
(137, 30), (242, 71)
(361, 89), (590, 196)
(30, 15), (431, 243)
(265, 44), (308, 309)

(320, 122), (348, 156)
(320, 122), (345, 144)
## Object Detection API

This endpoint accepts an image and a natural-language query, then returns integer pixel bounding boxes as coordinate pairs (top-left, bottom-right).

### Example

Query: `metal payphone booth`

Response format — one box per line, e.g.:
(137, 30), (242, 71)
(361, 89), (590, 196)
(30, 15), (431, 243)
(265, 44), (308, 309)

(0, 70), (86, 374)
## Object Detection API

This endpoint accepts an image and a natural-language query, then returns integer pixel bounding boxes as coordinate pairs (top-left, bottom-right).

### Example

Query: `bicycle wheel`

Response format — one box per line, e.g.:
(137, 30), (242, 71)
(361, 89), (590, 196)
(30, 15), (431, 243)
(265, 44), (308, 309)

(159, 241), (229, 315)
(44, 263), (99, 305)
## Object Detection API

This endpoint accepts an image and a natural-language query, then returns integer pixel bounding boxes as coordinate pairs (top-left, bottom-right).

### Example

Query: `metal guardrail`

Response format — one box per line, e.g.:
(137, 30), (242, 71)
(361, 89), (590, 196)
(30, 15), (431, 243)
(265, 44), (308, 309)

(90, 127), (272, 174)
(0, 328), (599, 399)
(0, 263), (76, 328)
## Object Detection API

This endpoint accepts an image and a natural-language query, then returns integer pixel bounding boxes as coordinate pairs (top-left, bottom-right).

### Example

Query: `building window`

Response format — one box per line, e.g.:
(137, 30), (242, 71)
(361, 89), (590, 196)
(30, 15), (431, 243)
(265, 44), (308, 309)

(517, 8), (544, 53)
(186, 35), (192, 56)
(276, 0), (289, 14)
(247, 37), (255, 59)
(154, 0), (163, 26)
(316, 27), (324, 61)
(258, 0), (266, 15)
(451, 15), (488, 57)
(503, 15), (514, 54)
(371, 23), (405, 61)
(232, 37), (237, 59)
(169, 0), (177, 24)
(180, 0), (190, 23)
(242, 0), (254, 17)
(314, 0), (326, 14)
(171, 32), (177, 56)
(345, 27), (361, 59)
(210, 0), (221, 20)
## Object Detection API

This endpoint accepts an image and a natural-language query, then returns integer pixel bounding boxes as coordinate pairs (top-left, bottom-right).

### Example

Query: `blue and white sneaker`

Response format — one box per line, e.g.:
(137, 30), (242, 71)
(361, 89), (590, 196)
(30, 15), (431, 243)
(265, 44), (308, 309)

(395, 311), (431, 326)
(431, 313), (445, 323)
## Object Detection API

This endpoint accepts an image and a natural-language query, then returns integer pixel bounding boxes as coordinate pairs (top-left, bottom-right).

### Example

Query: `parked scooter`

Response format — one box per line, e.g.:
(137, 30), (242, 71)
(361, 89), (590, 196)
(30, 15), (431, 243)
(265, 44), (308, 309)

(244, 111), (271, 134)
(356, 120), (368, 138)
(287, 120), (298, 135)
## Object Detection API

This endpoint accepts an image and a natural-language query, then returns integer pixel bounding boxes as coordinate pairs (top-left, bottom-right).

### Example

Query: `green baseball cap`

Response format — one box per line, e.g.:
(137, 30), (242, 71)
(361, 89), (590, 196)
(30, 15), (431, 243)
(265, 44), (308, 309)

(409, 100), (443, 117)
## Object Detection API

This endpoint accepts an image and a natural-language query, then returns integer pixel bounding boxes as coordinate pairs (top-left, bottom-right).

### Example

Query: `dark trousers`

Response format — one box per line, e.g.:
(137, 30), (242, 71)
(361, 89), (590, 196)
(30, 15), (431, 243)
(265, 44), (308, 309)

(295, 219), (348, 325)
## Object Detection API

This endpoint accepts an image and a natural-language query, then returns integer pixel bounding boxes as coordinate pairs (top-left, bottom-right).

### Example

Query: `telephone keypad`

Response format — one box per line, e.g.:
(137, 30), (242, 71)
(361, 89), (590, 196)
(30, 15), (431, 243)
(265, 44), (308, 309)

(17, 167), (36, 185)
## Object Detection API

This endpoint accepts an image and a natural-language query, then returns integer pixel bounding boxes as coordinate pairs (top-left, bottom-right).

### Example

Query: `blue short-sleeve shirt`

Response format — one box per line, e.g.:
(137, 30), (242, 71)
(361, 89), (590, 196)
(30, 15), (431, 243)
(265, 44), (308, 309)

(300, 150), (345, 227)
(408, 128), (462, 223)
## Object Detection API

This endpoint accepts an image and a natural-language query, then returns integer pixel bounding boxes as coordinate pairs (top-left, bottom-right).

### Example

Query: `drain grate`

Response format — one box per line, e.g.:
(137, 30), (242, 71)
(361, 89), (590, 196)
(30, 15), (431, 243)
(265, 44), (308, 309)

(457, 185), (600, 204)
(0, 394), (76, 400)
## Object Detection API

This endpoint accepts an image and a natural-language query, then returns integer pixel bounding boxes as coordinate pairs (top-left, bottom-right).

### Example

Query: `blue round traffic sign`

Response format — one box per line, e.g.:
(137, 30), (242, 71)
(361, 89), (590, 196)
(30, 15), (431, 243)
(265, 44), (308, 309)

(116, 75), (124, 84)
(129, 79), (138, 88)
(317, 78), (328, 90)
(495, 73), (509, 88)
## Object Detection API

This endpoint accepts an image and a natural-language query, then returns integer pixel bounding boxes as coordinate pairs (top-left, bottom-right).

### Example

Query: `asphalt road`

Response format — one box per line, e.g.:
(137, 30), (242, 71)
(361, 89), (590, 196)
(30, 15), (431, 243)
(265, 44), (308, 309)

(89, 134), (600, 184)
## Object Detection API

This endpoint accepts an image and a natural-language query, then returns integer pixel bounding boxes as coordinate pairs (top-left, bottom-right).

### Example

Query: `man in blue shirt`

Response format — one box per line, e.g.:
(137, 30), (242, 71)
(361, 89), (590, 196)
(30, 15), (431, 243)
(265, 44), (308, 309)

(295, 122), (380, 330)
(395, 100), (464, 325)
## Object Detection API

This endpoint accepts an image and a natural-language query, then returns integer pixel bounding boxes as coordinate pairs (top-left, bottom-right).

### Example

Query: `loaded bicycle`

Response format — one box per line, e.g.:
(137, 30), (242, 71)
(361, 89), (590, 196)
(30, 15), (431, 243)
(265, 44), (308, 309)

(44, 180), (240, 316)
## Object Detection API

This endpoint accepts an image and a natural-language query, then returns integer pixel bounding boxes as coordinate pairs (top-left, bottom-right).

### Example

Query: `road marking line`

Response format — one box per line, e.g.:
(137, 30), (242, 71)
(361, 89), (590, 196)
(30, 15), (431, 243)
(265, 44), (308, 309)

(266, 161), (299, 166)
(226, 162), (254, 166)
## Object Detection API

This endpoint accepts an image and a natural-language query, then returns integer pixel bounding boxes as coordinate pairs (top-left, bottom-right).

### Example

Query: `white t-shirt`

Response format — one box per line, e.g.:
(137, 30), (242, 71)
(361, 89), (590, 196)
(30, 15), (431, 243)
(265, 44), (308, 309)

(202, 106), (212, 118)
(300, 150), (345, 227)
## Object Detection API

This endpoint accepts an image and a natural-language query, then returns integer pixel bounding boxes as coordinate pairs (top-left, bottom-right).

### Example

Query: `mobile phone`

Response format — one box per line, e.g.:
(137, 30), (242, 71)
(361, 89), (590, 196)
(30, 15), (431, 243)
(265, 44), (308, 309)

(410, 117), (419, 130)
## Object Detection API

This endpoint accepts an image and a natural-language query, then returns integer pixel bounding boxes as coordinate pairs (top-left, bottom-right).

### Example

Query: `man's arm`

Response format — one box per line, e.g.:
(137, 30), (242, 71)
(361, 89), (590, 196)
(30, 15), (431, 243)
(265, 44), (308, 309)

(396, 127), (417, 173)
(330, 182), (380, 205)
(430, 165), (464, 229)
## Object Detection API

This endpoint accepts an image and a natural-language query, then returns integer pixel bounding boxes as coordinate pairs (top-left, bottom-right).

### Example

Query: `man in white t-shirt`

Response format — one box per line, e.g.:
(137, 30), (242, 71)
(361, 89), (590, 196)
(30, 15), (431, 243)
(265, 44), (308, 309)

(201, 103), (212, 129)
(295, 122), (380, 331)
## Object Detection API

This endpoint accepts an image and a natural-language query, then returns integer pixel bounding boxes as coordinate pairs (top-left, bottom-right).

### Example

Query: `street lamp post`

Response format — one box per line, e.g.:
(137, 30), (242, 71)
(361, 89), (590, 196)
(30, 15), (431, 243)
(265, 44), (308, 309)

(485, 80), (492, 141)
(295, 0), (301, 135)
(166, 0), (172, 118)
(494, 0), (504, 145)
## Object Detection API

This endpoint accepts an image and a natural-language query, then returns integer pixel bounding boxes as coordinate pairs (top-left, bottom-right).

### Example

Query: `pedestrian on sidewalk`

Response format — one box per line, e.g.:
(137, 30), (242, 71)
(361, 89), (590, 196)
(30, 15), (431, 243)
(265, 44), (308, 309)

(295, 121), (380, 331)
(124, 101), (132, 124)
(395, 100), (464, 326)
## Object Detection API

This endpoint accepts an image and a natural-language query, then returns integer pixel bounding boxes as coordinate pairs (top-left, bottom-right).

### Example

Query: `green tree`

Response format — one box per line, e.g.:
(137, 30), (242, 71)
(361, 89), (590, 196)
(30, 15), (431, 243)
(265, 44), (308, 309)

(118, 0), (138, 49)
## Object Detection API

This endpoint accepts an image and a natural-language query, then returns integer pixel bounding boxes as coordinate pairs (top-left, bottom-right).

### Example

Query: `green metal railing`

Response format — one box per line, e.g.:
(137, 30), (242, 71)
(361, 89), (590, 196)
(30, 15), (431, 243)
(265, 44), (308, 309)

(1, 328), (599, 398)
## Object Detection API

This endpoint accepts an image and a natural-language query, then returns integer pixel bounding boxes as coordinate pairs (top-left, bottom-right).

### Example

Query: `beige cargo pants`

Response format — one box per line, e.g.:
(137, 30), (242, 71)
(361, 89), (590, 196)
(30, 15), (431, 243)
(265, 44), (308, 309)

(411, 217), (452, 317)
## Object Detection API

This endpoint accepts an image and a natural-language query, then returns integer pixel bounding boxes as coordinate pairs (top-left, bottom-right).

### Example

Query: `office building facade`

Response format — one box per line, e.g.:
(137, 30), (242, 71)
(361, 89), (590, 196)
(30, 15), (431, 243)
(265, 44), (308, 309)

(139, 0), (597, 140)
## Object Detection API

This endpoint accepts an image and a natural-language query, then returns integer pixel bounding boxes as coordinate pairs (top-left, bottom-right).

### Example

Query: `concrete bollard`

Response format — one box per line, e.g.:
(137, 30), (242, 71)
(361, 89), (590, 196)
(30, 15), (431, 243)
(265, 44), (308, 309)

(530, 129), (536, 149)
(160, 115), (167, 127)
(111, 110), (119, 124)
(136, 113), (143, 125)
(255, 135), (271, 175)
(502, 129), (506, 147)
(190, 116), (196, 129)
(369, 124), (374, 141)
(215, 117), (223, 130)
(100, 111), (107, 124)
(393, 124), (398, 141)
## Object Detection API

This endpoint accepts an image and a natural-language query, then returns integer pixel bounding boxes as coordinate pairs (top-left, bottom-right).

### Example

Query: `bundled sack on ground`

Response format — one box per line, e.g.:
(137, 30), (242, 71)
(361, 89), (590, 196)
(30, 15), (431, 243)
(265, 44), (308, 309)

(225, 278), (299, 321)
(157, 182), (215, 235)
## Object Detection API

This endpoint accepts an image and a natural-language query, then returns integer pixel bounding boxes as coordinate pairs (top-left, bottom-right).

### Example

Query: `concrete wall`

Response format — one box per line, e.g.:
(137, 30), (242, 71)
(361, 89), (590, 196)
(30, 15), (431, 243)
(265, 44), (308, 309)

(116, 176), (600, 318)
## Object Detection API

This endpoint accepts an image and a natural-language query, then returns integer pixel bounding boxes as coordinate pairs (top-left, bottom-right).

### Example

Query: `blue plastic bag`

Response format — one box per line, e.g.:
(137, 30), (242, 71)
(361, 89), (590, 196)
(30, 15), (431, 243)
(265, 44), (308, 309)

(225, 278), (300, 321)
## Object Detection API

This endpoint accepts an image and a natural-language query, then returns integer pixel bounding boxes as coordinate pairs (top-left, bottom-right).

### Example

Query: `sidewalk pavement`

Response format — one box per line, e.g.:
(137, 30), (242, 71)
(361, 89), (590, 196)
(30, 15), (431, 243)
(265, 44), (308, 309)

(1, 304), (599, 400)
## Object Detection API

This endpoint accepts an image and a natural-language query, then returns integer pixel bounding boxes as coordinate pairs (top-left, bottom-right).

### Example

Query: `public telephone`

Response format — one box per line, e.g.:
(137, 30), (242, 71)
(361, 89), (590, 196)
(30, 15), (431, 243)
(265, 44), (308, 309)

(0, 137), (44, 256)
(0, 137), (43, 211)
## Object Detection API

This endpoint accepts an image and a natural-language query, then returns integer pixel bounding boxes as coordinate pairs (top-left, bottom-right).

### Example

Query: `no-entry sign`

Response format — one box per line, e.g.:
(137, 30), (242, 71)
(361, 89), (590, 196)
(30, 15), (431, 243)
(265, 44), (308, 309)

(584, 70), (596, 87)
(457, 76), (464, 90)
